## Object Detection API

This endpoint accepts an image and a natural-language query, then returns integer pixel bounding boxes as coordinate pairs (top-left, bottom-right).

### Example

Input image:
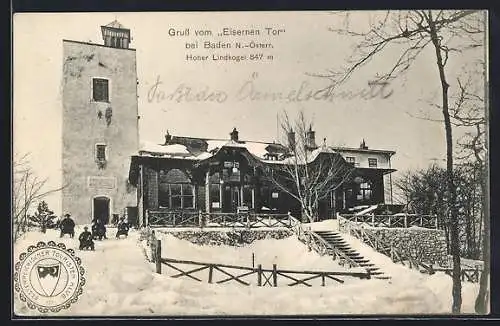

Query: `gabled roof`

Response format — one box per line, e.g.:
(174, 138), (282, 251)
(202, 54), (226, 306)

(104, 20), (126, 29)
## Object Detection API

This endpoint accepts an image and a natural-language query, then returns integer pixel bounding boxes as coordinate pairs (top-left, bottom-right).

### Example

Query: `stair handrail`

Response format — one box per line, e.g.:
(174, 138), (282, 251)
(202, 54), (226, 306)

(288, 214), (362, 269)
(338, 216), (434, 274)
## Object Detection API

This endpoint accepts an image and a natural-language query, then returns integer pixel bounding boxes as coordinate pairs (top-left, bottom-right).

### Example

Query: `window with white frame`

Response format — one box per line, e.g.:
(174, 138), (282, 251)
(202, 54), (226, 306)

(346, 156), (356, 165)
(368, 158), (378, 168)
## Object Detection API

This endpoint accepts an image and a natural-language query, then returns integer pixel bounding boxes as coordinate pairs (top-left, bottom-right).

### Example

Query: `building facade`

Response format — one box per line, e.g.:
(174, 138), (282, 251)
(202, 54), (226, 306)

(128, 128), (397, 225)
(62, 21), (139, 225)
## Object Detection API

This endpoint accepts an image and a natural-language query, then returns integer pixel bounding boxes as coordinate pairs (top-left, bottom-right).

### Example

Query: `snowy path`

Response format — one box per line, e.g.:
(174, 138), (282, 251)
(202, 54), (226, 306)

(14, 227), (481, 316)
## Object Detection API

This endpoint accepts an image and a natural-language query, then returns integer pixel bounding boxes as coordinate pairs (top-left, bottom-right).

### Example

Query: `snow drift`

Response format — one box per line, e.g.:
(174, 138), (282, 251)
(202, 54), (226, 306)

(13, 226), (480, 316)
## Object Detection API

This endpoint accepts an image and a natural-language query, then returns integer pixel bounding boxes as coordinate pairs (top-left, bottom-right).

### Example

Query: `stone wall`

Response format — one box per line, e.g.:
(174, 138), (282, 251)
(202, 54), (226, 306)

(159, 229), (293, 247)
(365, 226), (448, 265)
(62, 40), (139, 224)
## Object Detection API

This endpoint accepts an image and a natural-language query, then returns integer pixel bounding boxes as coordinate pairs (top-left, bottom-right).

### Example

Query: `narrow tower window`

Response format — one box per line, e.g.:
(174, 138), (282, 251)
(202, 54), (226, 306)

(92, 78), (109, 102)
(96, 144), (107, 162)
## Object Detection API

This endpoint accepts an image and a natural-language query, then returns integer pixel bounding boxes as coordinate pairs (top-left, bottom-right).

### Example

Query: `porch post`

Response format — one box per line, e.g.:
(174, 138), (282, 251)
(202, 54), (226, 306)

(251, 188), (255, 209)
(342, 188), (346, 211)
(138, 164), (145, 226)
(240, 186), (244, 207)
(205, 170), (210, 213)
(219, 183), (223, 207)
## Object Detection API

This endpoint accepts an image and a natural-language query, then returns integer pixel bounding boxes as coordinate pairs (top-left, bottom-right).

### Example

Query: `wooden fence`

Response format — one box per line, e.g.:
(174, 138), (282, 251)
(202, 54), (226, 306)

(340, 214), (438, 229)
(431, 266), (482, 283)
(340, 218), (434, 274)
(148, 210), (199, 227)
(151, 240), (371, 287)
(338, 216), (482, 283)
(148, 210), (292, 228)
(288, 215), (362, 268)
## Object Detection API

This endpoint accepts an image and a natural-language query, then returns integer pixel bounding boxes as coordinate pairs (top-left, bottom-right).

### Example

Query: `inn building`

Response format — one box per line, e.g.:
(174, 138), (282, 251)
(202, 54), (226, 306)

(128, 128), (398, 225)
(62, 21), (398, 226)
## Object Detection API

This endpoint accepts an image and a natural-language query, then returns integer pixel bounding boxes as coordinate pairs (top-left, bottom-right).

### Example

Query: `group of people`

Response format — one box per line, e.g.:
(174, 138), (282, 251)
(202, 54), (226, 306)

(58, 213), (131, 251)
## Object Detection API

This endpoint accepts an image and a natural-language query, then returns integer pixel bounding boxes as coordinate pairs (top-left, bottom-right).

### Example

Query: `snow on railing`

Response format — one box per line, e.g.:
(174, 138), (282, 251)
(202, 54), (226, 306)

(340, 214), (438, 229)
(338, 216), (436, 275)
(147, 209), (292, 228)
(288, 214), (362, 269)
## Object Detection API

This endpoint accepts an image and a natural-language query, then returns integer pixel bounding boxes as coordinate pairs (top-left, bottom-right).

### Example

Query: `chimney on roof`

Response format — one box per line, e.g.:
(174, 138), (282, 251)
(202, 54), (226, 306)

(230, 128), (239, 142)
(287, 128), (296, 150)
(360, 139), (368, 149)
(164, 130), (172, 145)
(305, 125), (317, 149)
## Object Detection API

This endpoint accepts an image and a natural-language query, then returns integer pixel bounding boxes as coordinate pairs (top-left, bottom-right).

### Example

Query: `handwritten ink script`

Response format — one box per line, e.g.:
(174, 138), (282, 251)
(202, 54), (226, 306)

(147, 73), (394, 105)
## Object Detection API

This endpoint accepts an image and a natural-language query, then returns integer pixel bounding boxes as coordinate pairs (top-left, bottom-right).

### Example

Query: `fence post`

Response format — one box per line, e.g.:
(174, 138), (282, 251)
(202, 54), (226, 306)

(257, 264), (262, 286)
(404, 214), (408, 228)
(435, 216), (438, 229)
(208, 265), (214, 284)
(272, 264), (278, 287)
(155, 239), (162, 274)
(198, 210), (203, 228)
(388, 215), (391, 227)
(252, 252), (255, 268)
(371, 214), (375, 227)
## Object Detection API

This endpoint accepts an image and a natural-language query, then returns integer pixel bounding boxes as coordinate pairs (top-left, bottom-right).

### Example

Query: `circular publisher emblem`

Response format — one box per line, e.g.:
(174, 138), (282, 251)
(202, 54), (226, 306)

(14, 241), (85, 313)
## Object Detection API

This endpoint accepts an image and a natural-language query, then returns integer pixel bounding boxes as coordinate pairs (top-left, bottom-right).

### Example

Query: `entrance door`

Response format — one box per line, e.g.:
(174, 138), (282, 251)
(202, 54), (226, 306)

(222, 185), (240, 213)
(93, 196), (110, 224)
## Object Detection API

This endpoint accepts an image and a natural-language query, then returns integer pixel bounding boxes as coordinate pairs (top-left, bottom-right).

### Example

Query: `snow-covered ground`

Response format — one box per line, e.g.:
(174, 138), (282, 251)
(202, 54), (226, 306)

(13, 225), (481, 316)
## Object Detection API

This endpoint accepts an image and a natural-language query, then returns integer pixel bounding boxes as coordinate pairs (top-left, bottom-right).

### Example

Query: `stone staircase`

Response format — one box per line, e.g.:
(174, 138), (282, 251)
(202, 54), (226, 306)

(314, 230), (391, 280)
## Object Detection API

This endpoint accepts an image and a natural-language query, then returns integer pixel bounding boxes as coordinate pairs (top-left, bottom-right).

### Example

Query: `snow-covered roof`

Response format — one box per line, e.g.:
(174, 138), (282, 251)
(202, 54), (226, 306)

(104, 20), (126, 29)
(138, 136), (297, 163)
(136, 132), (393, 167)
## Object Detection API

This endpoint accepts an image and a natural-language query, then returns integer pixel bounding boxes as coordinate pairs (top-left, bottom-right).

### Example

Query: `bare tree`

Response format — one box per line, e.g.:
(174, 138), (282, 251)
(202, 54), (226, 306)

(260, 111), (354, 222)
(13, 153), (65, 241)
(324, 10), (485, 313)
(450, 68), (489, 314)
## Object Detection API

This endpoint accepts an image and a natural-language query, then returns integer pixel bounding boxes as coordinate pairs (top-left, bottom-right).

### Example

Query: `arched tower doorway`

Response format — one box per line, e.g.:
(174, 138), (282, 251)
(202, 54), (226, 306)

(93, 196), (111, 224)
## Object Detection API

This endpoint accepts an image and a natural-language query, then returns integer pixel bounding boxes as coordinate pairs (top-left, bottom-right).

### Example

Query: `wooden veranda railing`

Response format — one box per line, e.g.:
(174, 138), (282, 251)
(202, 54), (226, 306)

(150, 240), (371, 287)
(340, 214), (438, 229)
(147, 210), (292, 228)
(203, 212), (292, 228)
(148, 210), (199, 227)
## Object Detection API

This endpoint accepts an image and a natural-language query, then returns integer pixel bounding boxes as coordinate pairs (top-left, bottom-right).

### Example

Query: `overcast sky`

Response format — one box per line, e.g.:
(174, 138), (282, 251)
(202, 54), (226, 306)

(13, 11), (486, 212)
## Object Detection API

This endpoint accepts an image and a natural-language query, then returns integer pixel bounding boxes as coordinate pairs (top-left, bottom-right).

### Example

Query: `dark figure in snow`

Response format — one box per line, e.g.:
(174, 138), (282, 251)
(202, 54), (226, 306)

(115, 218), (130, 238)
(59, 213), (75, 238)
(79, 226), (95, 251)
(91, 219), (107, 240)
